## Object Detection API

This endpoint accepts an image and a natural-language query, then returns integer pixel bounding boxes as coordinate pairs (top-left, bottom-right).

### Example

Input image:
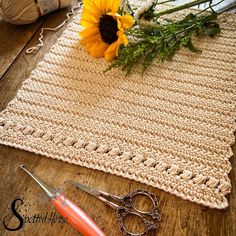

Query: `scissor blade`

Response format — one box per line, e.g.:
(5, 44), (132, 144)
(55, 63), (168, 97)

(69, 181), (100, 196)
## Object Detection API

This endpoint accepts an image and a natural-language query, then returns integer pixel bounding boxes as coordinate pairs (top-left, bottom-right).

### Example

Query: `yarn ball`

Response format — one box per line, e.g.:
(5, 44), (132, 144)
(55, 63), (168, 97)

(0, 0), (72, 25)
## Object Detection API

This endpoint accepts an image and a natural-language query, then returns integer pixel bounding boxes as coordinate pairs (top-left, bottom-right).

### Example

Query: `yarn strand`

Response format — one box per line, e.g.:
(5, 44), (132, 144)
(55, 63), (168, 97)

(26, 2), (82, 54)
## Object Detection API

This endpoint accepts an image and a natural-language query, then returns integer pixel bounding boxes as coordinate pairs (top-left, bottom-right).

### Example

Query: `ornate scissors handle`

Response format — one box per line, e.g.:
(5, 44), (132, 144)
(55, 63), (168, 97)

(116, 189), (161, 236)
(68, 182), (160, 236)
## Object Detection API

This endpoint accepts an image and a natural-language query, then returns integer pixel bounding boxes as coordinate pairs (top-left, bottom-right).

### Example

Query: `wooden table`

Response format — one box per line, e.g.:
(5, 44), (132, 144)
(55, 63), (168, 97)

(0, 5), (235, 236)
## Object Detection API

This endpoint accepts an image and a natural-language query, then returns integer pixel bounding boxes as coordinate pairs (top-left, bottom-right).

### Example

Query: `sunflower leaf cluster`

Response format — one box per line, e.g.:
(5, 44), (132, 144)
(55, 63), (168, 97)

(107, 1), (222, 75)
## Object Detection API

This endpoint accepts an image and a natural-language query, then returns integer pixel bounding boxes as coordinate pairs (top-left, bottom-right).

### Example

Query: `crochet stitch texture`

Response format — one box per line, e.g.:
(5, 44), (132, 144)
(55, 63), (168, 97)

(0, 7), (235, 209)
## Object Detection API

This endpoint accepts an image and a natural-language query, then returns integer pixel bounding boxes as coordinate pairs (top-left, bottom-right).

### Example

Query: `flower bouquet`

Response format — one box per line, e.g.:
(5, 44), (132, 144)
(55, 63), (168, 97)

(79, 0), (235, 75)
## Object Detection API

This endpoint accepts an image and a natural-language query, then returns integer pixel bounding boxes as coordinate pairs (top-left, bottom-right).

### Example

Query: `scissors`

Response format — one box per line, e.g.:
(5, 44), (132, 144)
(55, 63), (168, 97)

(68, 181), (160, 236)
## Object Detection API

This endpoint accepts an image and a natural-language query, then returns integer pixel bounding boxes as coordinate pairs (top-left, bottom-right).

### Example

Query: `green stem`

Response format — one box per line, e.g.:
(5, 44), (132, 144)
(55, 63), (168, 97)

(157, 0), (177, 5)
(155, 0), (211, 18)
(195, 0), (224, 15)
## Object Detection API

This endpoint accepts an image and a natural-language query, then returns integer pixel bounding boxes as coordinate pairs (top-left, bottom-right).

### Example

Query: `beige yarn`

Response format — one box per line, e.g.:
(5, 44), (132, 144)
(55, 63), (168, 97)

(0, 9), (235, 209)
(0, 0), (71, 25)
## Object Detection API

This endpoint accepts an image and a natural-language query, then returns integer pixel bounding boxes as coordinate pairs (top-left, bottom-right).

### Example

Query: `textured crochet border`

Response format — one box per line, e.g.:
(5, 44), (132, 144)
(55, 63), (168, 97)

(0, 117), (231, 209)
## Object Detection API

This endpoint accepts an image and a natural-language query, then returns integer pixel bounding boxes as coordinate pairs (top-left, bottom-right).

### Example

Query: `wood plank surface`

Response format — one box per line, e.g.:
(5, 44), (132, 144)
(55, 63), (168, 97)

(0, 18), (44, 79)
(0, 4), (235, 236)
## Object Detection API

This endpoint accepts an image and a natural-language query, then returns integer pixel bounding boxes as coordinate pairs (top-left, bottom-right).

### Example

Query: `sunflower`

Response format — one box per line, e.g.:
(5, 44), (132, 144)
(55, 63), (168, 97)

(79, 0), (134, 61)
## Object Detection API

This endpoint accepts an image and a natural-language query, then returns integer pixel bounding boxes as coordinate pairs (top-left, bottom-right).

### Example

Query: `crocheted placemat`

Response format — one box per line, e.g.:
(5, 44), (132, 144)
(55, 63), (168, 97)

(0, 8), (235, 209)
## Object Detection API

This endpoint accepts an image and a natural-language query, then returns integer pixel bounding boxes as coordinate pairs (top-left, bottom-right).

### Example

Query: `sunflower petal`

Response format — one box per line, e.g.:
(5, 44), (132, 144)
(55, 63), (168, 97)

(81, 13), (99, 24)
(120, 15), (134, 29)
(83, 0), (101, 14)
(84, 40), (96, 53)
(79, 27), (99, 39)
(90, 40), (109, 58)
(122, 34), (129, 45)
(94, 0), (108, 14)
(82, 9), (101, 19)
(103, 0), (110, 12)
(81, 37), (101, 52)
(116, 17), (122, 30)
(104, 41), (118, 61)
(80, 21), (94, 28)
(116, 30), (128, 45)
(110, 0), (120, 13)
(80, 34), (100, 46)
(82, 0), (93, 6)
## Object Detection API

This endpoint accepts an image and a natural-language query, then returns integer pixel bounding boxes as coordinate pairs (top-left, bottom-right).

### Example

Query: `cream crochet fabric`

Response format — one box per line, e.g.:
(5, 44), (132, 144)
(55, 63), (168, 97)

(0, 7), (235, 209)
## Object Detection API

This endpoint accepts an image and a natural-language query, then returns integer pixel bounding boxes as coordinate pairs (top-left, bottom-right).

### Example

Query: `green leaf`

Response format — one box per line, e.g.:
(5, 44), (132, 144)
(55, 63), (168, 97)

(182, 36), (201, 52)
(182, 13), (196, 22)
(160, 37), (165, 53)
(203, 11), (218, 22)
(199, 22), (221, 37)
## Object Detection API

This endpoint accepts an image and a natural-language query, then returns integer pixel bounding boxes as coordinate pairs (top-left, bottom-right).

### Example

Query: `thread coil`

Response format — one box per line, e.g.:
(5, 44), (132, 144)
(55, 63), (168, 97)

(0, 0), (71, 25)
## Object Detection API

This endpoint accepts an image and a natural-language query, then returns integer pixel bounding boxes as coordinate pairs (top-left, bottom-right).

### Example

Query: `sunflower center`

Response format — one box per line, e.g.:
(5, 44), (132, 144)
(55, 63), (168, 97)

(99, 15), (118, 44)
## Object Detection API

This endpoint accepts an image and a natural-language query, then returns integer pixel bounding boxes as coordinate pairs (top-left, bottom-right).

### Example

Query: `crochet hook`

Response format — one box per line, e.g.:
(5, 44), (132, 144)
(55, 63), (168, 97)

(20, 165), (106, 236)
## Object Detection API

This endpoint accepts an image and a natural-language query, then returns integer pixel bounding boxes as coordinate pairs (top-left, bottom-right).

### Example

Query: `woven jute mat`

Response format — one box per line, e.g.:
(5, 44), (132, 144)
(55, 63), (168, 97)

(0, 8), (235, 209)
